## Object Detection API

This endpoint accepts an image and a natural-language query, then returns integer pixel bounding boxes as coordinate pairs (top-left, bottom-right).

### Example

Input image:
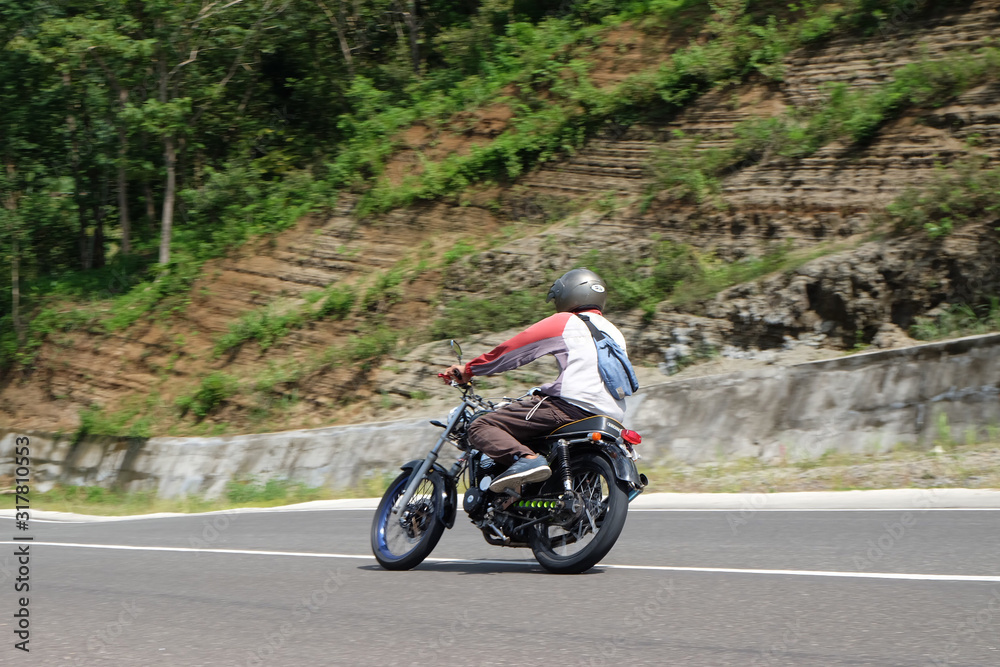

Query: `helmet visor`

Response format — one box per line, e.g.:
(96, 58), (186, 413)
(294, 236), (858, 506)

(545, 280), (562, 303)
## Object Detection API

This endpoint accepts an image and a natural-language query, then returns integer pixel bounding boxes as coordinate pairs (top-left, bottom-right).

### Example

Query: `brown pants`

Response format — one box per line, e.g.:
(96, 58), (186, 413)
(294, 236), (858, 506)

(467, 394), (593, 467)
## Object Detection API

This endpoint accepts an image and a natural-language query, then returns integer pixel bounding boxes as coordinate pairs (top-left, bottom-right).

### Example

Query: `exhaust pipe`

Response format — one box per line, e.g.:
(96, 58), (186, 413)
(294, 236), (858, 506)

(627, 474), (649, 502)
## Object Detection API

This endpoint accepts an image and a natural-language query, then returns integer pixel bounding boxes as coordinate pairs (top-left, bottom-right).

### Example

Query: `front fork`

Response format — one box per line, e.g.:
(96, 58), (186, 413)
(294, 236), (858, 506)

(393, 451), (438, 517)
(392, 399), (467, 515)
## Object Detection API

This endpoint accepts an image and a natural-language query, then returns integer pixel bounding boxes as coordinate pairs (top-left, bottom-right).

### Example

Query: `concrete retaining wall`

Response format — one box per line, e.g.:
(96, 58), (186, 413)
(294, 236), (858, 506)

(629, 333), (1000, 464)
(3, 334), (998, 497)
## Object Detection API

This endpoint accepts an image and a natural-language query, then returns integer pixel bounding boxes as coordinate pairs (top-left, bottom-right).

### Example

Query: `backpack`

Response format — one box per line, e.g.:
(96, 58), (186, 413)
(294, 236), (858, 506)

(576, 314), (640, 400)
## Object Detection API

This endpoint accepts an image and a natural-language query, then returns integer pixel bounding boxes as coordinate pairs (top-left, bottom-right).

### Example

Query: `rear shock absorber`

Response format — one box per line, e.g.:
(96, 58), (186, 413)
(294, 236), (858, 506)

(556, 438), (573, 492)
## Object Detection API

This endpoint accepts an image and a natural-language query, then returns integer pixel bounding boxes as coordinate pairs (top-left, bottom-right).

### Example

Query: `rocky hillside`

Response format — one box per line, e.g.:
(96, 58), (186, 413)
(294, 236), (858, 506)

(3, 0), (1000, 436)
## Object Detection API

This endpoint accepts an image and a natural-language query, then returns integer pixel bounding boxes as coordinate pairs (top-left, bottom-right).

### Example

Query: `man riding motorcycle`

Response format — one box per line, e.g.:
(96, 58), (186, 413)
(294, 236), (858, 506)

(442, 267), (635, 493)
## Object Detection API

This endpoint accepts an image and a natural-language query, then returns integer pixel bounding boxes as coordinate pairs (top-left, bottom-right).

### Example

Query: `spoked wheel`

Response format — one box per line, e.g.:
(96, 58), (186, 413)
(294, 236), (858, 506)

(530, 452), (629, 574)
(371, 470), (446, 570)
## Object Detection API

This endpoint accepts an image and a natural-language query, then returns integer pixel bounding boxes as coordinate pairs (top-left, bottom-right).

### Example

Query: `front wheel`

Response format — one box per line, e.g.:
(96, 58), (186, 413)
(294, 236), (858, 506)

(371, 469), (446, 570)
(530, 451), (629, 574)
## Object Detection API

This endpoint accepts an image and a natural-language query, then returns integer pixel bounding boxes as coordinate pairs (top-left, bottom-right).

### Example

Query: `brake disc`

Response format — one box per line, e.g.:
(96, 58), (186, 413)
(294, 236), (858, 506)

(400, 500), (433, 538)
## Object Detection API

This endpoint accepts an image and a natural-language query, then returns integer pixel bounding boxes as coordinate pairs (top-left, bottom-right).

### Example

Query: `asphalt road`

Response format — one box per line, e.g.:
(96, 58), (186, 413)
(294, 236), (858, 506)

(2, 507), (999, 667)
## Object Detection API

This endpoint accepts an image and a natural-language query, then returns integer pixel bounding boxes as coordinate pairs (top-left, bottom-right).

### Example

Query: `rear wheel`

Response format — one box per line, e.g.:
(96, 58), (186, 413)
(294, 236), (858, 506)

(371, 470), (446, 570)
(530, 451), (629, 574)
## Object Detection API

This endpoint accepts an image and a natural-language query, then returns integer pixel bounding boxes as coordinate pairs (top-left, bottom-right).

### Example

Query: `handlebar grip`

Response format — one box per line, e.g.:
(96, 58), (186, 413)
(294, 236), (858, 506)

(438, 371), (467, 385)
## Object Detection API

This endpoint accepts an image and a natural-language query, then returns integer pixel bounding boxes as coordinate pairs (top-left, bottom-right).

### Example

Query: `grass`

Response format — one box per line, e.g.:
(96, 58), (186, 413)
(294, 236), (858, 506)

(347, 0), (916, 216)
(361, 269), (408, 313)
(215, 306), (307, 355)
(640, 437), (1000, 494)
(77, 406), (153, 440)
(645, 47), (1000, 212)
(431, 233), (852, 336)
(196, 328), (399, 428)
(736, 47), (1000, 160)
(223, 477), (327, 505)
(214, 287), (357, 356)
(645, 132), (734, 208)
(212, 258), (417, 359)
(70, 324), (405, 439)
(582, 239), (700, 317)
(0, 486), (224, 516)
(668, 244), (798, 306)
(886, 157), (1000, 239)
(910, 299), (1000, 341)
(583, 237), (820, 317)
(2, 254), (204, 369)
(330, 326), (401, 364)
(442, 239), (478, 266)
(176, 372), (240, 420)
(0, 475), (388, 517)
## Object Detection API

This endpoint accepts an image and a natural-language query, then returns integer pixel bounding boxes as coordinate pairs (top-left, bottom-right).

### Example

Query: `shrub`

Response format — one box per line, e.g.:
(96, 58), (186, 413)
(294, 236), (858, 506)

(910, 299), (1000, 341)
(443, 239), (477, 265)
(362, 269), (408, 312)
(215, 307), (305, 355)
(314, 326), (400, 369)
(886, 158), (1000, 238)
(670, 244), (793, 305)
(583, 241), (700, 316)
(645, 132), (735, 207)
(342, 328), (399, 363)
(347, 0), (886, 216)
(176, 372), (239, 419)
(75, 402), (152, 439)
(316, 289), (356, 320)
(731, 48), (1000, 162)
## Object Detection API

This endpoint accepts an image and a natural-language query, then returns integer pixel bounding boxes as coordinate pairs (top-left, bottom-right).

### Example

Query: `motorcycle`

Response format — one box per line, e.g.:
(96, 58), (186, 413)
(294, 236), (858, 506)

(370, 340), (648, 574)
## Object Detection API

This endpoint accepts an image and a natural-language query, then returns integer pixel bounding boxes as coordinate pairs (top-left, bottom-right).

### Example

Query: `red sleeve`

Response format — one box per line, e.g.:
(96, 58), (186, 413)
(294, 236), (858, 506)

(465, 313), (572, 376)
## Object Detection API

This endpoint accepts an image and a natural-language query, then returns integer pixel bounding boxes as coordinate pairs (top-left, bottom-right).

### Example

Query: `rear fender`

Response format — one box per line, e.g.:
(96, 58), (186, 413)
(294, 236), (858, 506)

(574, 443), (645, 491)
(399, 459), (457, 529)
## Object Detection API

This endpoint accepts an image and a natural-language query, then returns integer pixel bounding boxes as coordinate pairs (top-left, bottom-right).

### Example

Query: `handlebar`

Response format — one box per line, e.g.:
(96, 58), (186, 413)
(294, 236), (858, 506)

(437, 371), (465, 386)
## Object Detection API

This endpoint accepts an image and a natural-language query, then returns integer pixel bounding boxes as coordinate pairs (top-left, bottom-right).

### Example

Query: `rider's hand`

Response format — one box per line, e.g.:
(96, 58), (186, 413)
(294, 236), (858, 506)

(441, 365), (472, 385)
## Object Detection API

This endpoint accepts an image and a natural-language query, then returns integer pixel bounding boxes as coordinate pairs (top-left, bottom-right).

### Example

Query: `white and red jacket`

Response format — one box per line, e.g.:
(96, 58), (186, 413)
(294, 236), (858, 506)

(464, 309), (630, 421)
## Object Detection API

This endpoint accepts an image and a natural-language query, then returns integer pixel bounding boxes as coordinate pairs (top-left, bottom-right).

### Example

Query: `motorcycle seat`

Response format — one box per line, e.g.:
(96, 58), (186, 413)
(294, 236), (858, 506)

(541, 415), (624, 441)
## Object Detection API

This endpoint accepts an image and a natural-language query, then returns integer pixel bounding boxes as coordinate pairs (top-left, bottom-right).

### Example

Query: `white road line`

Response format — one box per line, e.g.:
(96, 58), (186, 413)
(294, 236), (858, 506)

(4, 507), (1000, 524)
(594, 565), (1000, 582)
(0, 518), (96, 524)
(628, 505), (1000, 514)
(3, 540), (1000, 582)
(255, 507), (1000, 514)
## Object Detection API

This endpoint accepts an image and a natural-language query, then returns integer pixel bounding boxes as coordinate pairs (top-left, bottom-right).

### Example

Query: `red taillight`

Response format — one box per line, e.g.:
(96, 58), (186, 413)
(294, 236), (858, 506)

(621, 429), (642, 445)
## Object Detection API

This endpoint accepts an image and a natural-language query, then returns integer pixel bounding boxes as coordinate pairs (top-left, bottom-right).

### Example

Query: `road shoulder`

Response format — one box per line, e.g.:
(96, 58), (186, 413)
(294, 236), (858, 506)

(3, 488), (1000, 522)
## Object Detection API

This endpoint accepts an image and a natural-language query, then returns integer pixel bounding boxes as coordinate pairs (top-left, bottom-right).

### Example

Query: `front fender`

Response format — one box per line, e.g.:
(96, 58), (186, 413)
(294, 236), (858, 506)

(399, 460), (457, 529)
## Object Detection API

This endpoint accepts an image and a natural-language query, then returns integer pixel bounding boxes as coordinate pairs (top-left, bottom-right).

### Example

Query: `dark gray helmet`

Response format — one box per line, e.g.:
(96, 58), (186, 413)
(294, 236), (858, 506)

(546, 268), (608, 312)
